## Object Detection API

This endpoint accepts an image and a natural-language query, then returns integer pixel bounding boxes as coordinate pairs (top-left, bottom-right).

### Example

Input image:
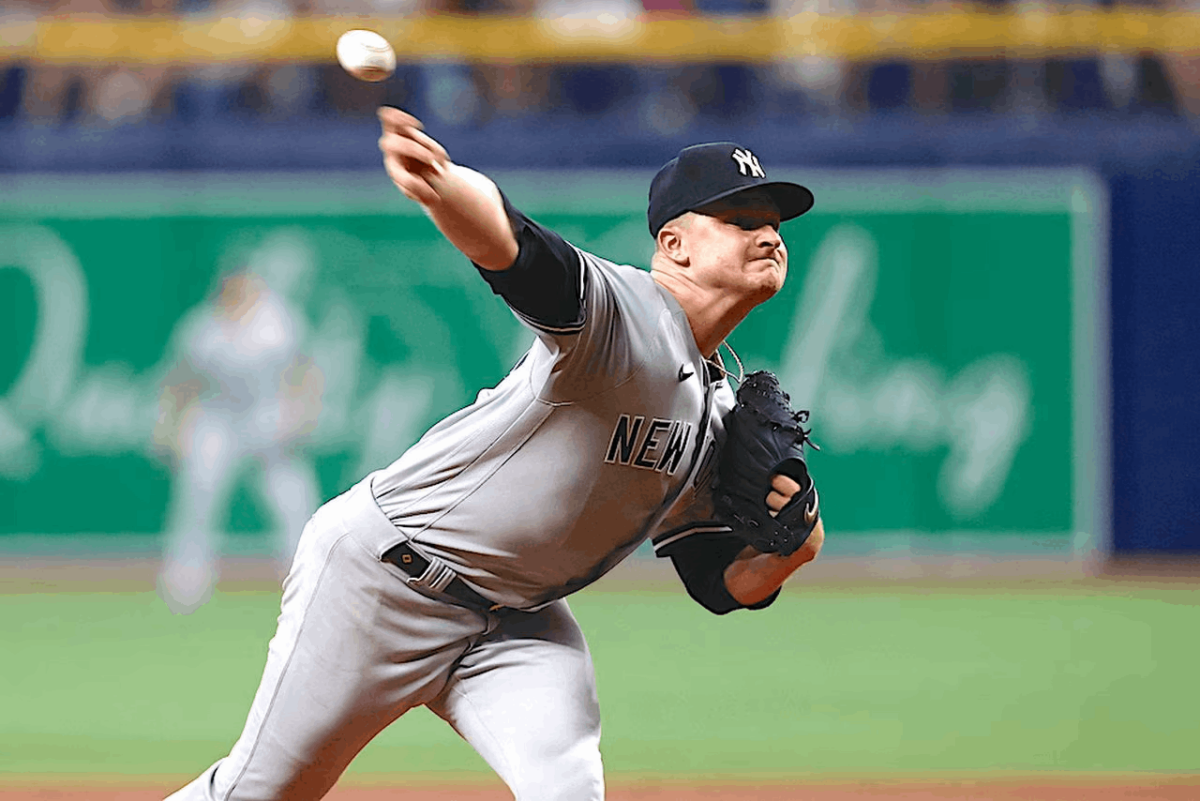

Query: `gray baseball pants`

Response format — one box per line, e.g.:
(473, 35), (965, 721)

(164, 477), (604, 801)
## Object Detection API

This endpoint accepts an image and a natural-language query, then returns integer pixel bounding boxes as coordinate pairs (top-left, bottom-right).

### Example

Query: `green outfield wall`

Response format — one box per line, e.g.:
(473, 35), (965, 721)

(0, 169), (1106, 552)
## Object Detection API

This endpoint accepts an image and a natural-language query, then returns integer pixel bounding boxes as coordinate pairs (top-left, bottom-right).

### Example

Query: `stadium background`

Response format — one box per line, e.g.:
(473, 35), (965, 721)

(1, 2), (1198, 798)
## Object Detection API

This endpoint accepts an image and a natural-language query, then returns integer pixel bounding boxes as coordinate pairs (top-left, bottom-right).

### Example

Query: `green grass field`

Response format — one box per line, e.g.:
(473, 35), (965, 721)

(2, 583), (1197, 780)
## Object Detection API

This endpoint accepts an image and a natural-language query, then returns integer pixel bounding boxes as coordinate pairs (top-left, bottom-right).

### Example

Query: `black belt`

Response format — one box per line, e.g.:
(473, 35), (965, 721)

(381, 542), (504, 613)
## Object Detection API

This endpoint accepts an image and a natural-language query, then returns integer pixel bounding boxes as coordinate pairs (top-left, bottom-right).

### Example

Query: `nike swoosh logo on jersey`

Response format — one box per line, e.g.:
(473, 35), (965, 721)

(678, 365), (694, 381)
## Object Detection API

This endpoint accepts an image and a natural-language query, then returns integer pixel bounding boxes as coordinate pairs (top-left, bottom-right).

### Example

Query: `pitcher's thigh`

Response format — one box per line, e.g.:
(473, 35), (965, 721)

(166, 518), (482, 801)
(430, 600), (604, 801)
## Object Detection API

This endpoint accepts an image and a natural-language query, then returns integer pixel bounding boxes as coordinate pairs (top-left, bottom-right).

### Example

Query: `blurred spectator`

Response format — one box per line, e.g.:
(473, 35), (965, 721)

(535, 0), (639, 121)
(1003, 0), (1180, 118)
(0, 65), (23, 121)
(1163, 0), (1200, 121)
(917, 0), (1040, 116)
(1002, 1), (1049, 116)
(636, 0), (773, 133)
(905, 0), (947, 114)
(172, 0), (315, 122)
(635, 0), (700, 133)
(853, 0), (911, 113)
(153, 230), (324, 614)
(17, 0), (98, 124)
(771, 0), (919, 118)
(0, 1), (36, 121)
(476, 0), (552, 119)
(1045, 57), (1110, 114)
(1097, 0), (1188, 118)
(768, 0), (859, 119)
(18, 0), (177, 126)
(420, 61), (485, 125)
(1042, 0), (1125, 115)
(682, 0), (770, 120)
(770, 0), (1155, 119)
(771, 0), (1011, 117)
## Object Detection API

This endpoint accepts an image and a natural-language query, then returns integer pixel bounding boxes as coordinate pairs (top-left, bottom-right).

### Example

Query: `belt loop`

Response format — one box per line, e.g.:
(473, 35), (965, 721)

(411, 554), (457, 594)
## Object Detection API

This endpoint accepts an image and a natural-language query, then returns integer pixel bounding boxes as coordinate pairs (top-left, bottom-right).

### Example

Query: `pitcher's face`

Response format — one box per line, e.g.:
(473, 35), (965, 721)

(686, 189), (787, 299)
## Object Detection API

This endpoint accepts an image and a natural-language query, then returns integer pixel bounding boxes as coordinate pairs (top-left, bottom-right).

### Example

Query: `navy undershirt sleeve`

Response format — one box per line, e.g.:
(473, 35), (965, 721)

(662, 532), (782, 615)
(473, 191), (585, 332)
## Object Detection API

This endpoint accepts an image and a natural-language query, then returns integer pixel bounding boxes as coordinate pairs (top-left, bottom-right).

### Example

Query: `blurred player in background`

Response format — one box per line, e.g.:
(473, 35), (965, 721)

(153, 230), (325, 614)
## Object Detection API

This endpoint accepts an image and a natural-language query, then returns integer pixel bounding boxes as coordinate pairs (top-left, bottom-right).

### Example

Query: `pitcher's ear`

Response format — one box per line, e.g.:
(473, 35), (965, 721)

(656, 218), (690, 267)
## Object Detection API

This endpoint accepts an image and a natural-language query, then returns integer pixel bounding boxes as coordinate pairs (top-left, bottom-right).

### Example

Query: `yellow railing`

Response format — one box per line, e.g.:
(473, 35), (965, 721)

(1, 10), (1199, 65)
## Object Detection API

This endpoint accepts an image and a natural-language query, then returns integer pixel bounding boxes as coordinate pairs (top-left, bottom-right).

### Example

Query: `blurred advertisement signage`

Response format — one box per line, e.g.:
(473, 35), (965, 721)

(0, 169), (1105, 549)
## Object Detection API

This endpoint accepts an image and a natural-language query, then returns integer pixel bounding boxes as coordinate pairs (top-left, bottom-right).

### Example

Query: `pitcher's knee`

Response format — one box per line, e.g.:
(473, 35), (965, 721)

(510, 739), (604, 801)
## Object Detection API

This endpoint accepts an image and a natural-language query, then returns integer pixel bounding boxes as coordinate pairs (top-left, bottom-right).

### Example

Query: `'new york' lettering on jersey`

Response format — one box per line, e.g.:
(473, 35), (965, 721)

(604, 415), (693, 474)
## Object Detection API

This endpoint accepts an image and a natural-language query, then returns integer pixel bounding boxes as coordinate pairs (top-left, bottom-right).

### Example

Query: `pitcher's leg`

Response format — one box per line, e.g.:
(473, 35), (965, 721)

(165, 508), (485, 801)
(429, 600), (604, 801)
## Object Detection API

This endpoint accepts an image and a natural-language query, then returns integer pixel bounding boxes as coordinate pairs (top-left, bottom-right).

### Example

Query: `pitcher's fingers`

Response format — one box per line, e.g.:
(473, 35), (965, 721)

(766, 489), (789, 513)
(378, 133), (441, 171)
(770, 473), (801, 497)
(377, 106), (423, 132)
(384, 159), (439, 205)
(406, 126), (449, 165)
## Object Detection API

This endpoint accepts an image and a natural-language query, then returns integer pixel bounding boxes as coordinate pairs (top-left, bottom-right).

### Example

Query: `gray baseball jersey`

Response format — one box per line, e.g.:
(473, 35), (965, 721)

(371, 240), (736, 610)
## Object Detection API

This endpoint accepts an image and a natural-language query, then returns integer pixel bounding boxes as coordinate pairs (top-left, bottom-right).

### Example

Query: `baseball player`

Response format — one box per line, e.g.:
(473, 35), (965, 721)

(165, 107), (825, 801)
(153, 234), (324, 614)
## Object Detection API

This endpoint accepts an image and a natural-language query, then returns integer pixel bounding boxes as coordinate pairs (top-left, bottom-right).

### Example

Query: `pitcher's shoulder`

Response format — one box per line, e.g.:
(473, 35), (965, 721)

(577, 253), (672, 316)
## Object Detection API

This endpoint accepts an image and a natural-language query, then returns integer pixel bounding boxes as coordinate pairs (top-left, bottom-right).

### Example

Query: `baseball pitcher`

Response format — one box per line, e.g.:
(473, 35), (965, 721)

(165, 107), (825, 801)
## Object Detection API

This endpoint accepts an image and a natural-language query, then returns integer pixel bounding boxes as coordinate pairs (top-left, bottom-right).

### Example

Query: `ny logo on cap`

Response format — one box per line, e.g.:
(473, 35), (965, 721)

(731, 148), (765, 178)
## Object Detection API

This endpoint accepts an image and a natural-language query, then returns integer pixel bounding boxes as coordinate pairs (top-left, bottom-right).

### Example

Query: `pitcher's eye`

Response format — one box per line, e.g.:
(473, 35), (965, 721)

(730, 216), (779, 231)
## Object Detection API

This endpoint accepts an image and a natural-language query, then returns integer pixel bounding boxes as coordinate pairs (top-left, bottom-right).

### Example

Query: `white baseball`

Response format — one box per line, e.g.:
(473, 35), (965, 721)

(336, 29), (396, 83)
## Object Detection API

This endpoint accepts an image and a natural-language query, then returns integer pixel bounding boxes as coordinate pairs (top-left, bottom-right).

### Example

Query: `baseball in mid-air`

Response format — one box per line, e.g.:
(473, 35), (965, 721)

(336, 29), (396, 82)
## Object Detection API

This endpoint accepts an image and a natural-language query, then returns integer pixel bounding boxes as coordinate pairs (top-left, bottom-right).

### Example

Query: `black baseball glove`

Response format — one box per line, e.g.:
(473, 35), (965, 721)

(714, 370), (820, 556)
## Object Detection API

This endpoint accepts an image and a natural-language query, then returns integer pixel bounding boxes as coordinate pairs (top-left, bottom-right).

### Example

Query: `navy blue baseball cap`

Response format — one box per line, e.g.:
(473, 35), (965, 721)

(648, 142), (815, 237)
